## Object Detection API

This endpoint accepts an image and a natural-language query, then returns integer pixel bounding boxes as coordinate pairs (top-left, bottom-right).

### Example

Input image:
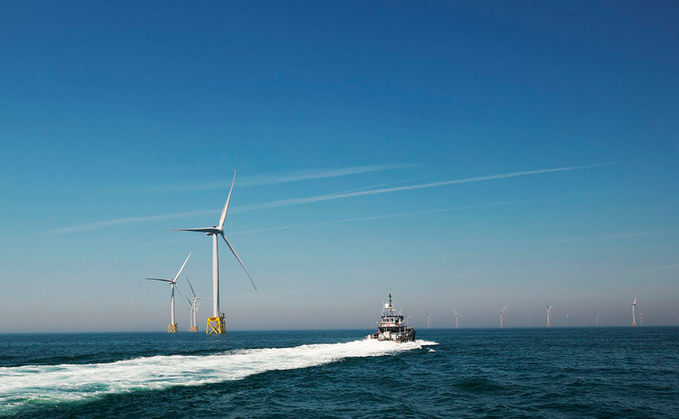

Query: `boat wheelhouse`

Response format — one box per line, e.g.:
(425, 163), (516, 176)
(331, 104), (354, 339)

(368, 293), (416, 343)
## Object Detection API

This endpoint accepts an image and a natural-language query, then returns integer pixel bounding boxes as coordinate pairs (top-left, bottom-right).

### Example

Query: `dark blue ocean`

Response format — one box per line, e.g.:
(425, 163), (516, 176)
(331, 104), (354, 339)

(1, 328), (678, 418)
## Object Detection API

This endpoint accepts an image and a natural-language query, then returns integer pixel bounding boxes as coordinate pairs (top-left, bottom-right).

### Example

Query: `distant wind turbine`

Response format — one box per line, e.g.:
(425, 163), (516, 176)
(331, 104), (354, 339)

(427, 314), (432, 329)
(500, 304), (508, 328)
(528, 316), (532, 327)
(545, 304), (553, 327)
(146, 253), (191, 333)
(596, 314), (600, 326)
(631, 296), (638, 327)
(639, 313), (643, 326)
(185, 277), (211, 332)
(454, 308), (459, 329)
(174, 169), (257, 335)
(565, 312), (569, 327)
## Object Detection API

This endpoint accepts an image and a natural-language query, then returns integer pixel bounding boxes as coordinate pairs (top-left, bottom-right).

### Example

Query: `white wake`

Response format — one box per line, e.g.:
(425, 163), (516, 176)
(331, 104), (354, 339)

(0, 339), (437, 411)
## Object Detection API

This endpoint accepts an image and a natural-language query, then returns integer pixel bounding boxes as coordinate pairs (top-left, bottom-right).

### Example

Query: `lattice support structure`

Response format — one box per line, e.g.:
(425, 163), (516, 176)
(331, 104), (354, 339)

(189, 326), (198, 332)
(206, 314), (226, 335)
(168, 324), (177, 333)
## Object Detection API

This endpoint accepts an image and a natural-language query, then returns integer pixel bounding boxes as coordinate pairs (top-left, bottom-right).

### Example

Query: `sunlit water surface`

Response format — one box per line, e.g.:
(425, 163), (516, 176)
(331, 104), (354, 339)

(1, 328), (677, 418)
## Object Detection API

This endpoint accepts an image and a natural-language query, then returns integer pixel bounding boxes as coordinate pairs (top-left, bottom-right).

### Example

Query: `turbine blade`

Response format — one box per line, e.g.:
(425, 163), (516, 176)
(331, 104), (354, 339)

(145, 278), (173, 283)
(501, 304), (508, 312)
(173, 253), (192, 281)
(173, 227), (220, 233)
(175, 284), (190, 306)
(186, 277), (197, 298)
(218, 169), (237, 230)
(221, 233), (257, 290)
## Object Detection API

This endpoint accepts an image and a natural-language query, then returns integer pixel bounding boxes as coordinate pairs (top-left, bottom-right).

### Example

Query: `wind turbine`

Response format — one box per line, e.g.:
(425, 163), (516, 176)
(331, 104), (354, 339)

(639, 313), (644, 326)
(528, 316), (532, 327)
(565, 312), (569, 327)
(596, 314), (600, 326)
(454, 308), (459, 329)
(146, 253), (191, 333)
(631, 296), (638, 327)
(174, 169), (257, 335)
(185, 277), (211, 332)
(545, 304), (553, 327)
(427, 314), (432, 329)
(500, 304), (508, 328)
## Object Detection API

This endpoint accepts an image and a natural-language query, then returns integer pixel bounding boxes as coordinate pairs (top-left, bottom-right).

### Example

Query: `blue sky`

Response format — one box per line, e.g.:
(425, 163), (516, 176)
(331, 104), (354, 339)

(1, 1), (678, 332)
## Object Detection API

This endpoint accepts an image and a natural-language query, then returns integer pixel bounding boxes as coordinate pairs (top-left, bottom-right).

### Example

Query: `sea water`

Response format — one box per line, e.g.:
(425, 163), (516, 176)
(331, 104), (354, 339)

(1, 328), (677, 418)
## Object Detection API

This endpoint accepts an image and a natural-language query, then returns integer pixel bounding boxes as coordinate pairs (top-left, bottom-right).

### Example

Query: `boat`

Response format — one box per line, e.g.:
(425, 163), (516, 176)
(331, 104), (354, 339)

(367, 293), (416, 343)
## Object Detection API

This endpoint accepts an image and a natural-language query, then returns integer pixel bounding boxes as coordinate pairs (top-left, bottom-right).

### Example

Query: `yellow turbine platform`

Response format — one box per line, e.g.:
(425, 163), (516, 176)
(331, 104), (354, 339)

(189, 326), (198, 332)
(206, 314), (226, 335)
(168, 324), (177, 333)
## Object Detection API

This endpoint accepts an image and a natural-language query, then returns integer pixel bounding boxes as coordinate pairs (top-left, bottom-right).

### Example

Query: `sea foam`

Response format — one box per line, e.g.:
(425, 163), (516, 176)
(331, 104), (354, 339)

(0, 339), (436, 411)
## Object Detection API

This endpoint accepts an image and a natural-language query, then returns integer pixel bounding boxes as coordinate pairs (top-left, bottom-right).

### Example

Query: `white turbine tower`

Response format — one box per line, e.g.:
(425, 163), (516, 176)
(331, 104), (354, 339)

(639, 313), (643, 326)
(185, 277), (211, 332)
(631, 296), (638, 327)
(427, 314), (432, 329)
(596, 314), (600, 326)
(565, 312), (569, 327)
(500, 304), (508, 328)
(545, 304), (553, 327)
(174, 170), (257, 335)
(454, 308), (459, 329)
(146, 253), (191, 333)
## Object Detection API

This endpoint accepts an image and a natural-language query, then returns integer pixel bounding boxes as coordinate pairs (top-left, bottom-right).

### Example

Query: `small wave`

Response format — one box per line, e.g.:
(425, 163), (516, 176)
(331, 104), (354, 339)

(455, 376), (506, 393)
(0, 339), (435, 413)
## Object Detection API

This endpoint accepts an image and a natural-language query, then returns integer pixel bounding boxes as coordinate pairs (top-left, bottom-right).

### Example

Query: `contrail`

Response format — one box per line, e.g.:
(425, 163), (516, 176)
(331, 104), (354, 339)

(44, 210), (216, 235)
(530, 229), (679, 244)
(46, 162), (621, 235)
(230, 187), (638, 235)
(144, 164), (419, 192)
(235, 162), (619, 212)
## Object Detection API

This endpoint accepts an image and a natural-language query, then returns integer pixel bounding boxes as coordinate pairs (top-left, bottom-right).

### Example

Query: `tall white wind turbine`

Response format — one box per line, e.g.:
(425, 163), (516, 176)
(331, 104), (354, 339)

(596, 314), (600, 326)
(146, 253), (191, 333)
(565, 312), (569, 327)
(454, 308), (459, 329)
(639, 313), (643, 326)
(427, 314), (432, 329)
(174, 170), (257, 334)
(545, 304), (553, 327)
(500, 304), (508, 328)
(631, 296), (638, 327)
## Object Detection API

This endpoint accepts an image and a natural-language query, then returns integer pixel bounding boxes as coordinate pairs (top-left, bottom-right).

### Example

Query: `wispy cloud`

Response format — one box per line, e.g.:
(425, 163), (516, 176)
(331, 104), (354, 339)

(44, 210), (216, 235)
(239, 164), (420, 187)
(230, 187), (638, 235)
(532, 229), (679, 244)
(235, 162), (619, 212)
(47, 162), (621, 235)
(147, 164), (419, 192)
